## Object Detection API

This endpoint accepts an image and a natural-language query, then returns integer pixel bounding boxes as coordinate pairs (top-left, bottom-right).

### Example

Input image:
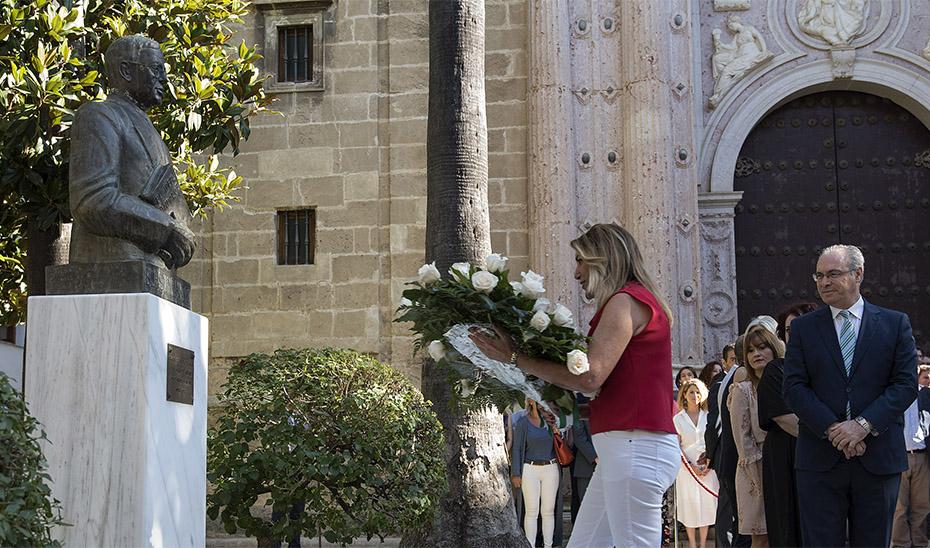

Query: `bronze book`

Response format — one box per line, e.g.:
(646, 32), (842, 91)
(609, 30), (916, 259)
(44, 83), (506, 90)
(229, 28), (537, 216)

(140, 163), (190, 221)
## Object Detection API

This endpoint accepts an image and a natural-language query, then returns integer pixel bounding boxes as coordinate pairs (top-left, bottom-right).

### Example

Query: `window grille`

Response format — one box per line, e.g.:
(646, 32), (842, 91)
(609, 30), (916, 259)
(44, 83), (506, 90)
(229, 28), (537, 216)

(276, 209), (316, 265)
(277, 25), (314, 83)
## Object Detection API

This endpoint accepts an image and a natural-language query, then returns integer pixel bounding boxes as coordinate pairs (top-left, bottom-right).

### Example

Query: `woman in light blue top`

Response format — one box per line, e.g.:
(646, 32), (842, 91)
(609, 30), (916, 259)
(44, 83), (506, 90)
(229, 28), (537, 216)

(511, 399), (559, 548)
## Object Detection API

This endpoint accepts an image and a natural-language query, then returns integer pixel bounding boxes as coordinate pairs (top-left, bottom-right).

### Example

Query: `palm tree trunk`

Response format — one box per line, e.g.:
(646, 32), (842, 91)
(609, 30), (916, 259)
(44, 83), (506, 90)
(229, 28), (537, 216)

(402, 1), (529, 546)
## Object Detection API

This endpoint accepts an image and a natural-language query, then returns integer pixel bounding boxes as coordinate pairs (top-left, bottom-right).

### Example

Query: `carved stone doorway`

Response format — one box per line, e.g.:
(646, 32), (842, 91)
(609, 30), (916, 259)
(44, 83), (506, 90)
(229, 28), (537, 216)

(733, 91), (930, 350)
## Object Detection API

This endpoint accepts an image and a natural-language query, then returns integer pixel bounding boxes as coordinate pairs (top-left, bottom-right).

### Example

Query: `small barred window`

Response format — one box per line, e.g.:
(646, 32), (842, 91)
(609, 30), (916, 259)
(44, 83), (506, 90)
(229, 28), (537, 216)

(277, 25), (314, 83)
(276, 209), (316, 265)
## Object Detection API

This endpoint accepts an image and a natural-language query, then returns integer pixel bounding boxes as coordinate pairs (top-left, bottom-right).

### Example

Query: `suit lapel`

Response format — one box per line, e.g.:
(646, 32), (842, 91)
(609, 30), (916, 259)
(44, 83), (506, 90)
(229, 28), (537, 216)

(815, 308), (847, 377)
(849, 301), (878, 378)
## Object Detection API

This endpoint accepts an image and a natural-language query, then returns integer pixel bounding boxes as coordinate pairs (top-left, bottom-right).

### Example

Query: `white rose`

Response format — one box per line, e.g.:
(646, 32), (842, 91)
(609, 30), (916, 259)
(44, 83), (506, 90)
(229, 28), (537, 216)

(427, 340), (447, 362)
(399, 297), (413, 307)
(520, 270), (546, 299)
(532, 298), (552, 313)
(418, 262), (441, 285)
(552, 304), (574, 327)
(485, 253), (508, 273)
(458, 379), (475, 398)
(450, 262), (471, 279)
(567, 349), (590, 375)
(530, 310), (551, 332)
(471, 271), (499, 294)
(510, 281), (524, 294)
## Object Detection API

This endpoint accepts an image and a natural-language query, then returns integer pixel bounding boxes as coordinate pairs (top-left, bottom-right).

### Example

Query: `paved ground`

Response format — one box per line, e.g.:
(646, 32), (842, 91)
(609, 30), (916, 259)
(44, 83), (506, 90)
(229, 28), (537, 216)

(206, 535), (401, 547)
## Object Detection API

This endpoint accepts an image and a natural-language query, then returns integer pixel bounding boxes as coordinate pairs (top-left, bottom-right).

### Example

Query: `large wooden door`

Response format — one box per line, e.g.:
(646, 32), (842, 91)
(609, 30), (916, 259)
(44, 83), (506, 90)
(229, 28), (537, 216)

(734, 91), (930, 349)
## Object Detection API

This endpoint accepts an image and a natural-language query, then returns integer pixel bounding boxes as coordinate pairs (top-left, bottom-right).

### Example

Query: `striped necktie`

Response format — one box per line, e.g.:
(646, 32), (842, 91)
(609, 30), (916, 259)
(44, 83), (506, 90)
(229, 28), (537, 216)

(838, 309), (856, 418)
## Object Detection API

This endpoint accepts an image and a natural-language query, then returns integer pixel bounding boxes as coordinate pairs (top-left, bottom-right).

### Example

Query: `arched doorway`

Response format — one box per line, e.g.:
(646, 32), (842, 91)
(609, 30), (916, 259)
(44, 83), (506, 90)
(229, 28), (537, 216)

(734, 91), (930, 350)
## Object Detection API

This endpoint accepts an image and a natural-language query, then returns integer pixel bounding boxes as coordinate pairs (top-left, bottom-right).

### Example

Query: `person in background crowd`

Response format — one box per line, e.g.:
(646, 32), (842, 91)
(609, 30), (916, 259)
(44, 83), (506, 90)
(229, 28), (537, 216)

(571, 403), (597, 526)
(674, 378), (718, 548)
(784, 244), (917, 547)
(891, 362), (930, 548)
(677, 366), (698, 389)
(706, 334), (751, 548)
(675, 366), (699, 413)
(730, 325), (784, 547)
(511, 399), (560, 548)
(757, 302), (816, 547)
(722, 344), (738, 373)
(699, 361), (723, 389)
(918, 363), (930, 388)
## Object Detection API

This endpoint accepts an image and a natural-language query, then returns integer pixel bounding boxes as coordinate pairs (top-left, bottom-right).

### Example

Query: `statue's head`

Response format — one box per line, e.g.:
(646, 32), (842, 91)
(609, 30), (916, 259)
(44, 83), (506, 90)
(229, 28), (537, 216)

(104, 35), (167, 110)
(726, 15), (743, 32)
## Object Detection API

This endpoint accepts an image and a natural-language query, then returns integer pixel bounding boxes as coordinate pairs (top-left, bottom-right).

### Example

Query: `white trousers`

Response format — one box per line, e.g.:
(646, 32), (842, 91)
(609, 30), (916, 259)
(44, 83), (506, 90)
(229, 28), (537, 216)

(567, 430), (679, 548)
(522, 461), (561, 548)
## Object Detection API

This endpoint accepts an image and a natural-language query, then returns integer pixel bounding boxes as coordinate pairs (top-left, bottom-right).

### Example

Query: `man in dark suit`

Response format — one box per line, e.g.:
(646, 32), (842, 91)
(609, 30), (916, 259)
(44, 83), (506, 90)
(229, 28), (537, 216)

(705, 339), (750, 548)
(784, 244), (918, 547)
(570, 415), (597, 525)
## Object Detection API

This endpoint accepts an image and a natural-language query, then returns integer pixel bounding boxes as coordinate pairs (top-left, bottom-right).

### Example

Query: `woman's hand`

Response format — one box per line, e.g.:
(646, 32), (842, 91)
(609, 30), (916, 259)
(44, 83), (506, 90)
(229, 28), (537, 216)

(469, 325), (516, 364)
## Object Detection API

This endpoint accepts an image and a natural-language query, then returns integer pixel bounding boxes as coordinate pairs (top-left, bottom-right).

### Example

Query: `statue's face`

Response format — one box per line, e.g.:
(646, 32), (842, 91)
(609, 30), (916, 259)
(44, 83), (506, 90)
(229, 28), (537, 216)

(122, 47), (167, 109)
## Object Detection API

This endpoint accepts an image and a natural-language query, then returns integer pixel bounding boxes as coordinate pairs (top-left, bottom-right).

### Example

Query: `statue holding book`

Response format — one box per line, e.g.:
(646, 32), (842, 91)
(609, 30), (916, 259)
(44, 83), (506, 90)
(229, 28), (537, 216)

(47, 35), (195, 307)
(69, 34), (195, 271)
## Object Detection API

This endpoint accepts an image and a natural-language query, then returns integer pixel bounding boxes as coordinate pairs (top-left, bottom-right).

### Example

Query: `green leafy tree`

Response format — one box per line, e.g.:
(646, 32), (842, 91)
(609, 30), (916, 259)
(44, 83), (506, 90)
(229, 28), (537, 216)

(0, 0), (272, 313)
(0, 195), (26, 325)
(207, 348), (446, 547)
(0, 372), (64, 547)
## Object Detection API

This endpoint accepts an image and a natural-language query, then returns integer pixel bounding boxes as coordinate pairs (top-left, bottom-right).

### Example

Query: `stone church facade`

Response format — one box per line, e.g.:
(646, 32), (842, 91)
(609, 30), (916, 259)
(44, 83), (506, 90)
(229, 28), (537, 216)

(177, 0), (930, 402)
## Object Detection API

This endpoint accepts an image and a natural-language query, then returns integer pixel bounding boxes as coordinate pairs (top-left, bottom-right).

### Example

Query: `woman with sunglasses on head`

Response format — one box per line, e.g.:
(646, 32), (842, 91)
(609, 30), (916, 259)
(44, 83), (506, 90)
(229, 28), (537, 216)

(472, 223), (679, 546)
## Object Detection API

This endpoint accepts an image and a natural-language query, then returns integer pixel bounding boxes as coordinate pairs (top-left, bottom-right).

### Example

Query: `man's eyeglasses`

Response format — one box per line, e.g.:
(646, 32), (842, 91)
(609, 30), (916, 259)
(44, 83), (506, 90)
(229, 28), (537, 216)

(812, 269), (855, 282)
(128, 62), (167, 79)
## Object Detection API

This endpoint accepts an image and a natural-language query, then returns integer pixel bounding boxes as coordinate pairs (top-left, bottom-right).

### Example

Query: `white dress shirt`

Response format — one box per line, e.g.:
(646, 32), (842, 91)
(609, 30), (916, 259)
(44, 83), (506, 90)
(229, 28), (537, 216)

(903, 391), (926, 451)
(829, 295), (864, 340)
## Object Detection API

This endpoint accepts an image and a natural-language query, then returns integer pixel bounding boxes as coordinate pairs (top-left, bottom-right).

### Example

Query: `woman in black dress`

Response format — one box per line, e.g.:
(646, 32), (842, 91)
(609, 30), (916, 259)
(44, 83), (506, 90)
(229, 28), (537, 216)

(757, 302), (817, 547)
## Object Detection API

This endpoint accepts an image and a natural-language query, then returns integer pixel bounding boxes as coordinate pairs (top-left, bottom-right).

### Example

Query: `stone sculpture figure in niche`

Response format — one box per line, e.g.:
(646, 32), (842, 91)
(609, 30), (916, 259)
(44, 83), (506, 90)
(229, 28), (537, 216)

(798, 0), (869, 46)
(69, 35), (195, 271)
(709, 15), (773, 108)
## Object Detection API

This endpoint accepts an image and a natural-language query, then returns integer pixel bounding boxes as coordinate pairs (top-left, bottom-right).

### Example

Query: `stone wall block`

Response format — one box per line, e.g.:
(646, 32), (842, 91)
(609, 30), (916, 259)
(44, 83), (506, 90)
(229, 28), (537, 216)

(332, 254), (380, 282)
(332, 282), (380, 310)
(259, 148), (334, 178)
(295, 175), (345, 207)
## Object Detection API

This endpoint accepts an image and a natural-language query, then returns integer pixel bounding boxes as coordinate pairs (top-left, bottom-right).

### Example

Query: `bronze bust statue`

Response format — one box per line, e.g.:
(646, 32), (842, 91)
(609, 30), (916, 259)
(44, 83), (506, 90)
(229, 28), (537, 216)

(68, 35), (195, 271)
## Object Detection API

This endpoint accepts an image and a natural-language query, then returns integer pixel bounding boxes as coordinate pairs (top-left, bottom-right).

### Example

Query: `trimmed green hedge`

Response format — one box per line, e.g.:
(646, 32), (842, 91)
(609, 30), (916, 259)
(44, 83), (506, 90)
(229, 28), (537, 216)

(207, 348), (446, 545)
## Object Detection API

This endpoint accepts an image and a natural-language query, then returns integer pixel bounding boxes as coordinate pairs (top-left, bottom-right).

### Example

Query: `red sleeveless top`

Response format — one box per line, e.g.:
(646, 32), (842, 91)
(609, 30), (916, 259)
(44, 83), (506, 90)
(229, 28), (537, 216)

(587, 281), (676, 436)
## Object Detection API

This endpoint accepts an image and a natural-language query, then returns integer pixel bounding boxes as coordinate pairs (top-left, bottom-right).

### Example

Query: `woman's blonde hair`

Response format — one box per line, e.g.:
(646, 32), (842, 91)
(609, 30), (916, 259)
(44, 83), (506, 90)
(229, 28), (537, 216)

(570, 223), (673, 325)
(677, 378), (709, 411)
(742, 325), (785, 386)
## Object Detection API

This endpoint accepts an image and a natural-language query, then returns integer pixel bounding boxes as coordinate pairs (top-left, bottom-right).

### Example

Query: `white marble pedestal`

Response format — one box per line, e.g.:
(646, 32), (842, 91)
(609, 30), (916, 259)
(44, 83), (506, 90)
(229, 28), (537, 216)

(25, 293), (208, 547)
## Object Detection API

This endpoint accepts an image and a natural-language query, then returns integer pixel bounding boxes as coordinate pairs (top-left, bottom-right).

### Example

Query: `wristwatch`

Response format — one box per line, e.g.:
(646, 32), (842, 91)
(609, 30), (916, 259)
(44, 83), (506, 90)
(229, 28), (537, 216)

(854, 416), (878, 436)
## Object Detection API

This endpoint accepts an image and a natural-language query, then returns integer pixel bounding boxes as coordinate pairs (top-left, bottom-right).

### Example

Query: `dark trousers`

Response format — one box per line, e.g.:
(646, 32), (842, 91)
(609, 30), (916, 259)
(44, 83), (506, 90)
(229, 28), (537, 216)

(271, 501), (305, 548)
(715, 473), (751, 548)
(797, 459), (901, 548)
(570, 475), (591, 525)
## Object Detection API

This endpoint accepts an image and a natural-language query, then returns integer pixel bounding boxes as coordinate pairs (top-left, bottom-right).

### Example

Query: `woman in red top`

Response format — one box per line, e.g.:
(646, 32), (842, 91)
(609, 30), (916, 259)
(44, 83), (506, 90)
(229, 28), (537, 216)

(473, 223), (680, 546)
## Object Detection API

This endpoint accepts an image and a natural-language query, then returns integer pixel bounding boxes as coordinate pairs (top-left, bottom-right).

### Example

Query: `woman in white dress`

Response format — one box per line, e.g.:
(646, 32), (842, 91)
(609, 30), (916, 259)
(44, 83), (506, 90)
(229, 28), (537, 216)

(673, 378), (718, 548)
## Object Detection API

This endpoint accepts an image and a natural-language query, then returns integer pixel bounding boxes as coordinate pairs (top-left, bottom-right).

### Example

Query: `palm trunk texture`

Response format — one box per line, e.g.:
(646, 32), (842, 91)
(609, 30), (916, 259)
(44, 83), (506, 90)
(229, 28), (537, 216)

(401, 1), (529, 547)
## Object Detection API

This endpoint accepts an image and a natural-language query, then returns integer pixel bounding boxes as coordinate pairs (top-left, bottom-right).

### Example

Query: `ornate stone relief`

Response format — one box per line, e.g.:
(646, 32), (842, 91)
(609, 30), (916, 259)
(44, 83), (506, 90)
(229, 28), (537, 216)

(830, 46), (856, 79)
(798, 0), (869, 47)
(709, 16), (774, 109)
(923, 37), (930, 62)
(714, 0), (750, 11)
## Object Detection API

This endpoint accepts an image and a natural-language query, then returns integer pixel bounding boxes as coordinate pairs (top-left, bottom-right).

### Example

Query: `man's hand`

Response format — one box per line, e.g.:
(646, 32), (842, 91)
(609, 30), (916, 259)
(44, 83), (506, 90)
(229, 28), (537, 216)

(696, 452), (707, 466)
(828, 420), (869, 451)
(511, 476), (522, 489)
(842, 440), (867, 459)
(162, 221), (195, 269)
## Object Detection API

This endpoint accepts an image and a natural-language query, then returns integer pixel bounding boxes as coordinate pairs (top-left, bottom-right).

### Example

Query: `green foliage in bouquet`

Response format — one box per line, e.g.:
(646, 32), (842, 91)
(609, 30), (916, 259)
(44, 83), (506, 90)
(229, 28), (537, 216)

(207, 348), (446, 546)
(0, 373), (63, 547)
(396, 255), (588, 413)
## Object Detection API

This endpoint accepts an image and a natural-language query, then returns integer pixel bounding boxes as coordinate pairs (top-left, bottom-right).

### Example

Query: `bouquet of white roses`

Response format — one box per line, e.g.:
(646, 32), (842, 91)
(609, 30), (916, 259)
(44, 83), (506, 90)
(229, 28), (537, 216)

(395, 253), (589, 414)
